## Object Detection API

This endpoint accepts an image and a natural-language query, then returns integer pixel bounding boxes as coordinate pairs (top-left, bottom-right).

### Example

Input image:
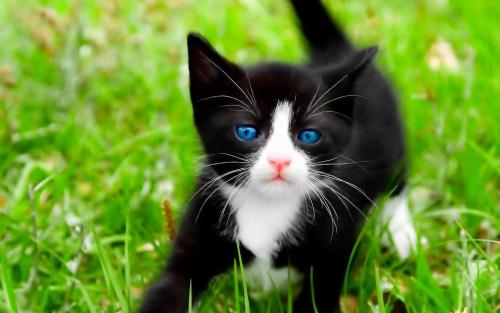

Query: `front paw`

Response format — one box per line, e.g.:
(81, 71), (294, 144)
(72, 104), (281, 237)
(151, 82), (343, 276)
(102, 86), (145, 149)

(139, 275), (189, 313)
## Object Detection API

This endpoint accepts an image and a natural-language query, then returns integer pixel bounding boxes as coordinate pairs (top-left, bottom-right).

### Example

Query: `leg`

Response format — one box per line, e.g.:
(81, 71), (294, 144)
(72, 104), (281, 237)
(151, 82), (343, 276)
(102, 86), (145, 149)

(380, 190), (417, 259)
(294, 268), (339, 313)
(293, 236), (355, 313)
(139, 218), (237, 313)
(139, 272), (191, 313)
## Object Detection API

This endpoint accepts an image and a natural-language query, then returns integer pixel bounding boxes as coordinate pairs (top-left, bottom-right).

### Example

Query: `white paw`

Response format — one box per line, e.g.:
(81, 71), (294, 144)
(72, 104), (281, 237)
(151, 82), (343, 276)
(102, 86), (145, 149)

(380, 193), (417, 259)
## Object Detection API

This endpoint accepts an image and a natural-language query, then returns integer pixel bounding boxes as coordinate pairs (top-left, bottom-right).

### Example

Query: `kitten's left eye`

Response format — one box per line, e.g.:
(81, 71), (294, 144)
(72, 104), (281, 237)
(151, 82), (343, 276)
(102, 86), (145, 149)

(235, 125), (259, 141)
(298, 129), (321, 144)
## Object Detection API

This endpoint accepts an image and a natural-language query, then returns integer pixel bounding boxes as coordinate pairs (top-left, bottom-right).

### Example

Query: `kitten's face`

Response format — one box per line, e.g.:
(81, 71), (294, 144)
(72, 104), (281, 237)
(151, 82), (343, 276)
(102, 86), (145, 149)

(187, 34), (366, 198)
(242, 101), (313, 197)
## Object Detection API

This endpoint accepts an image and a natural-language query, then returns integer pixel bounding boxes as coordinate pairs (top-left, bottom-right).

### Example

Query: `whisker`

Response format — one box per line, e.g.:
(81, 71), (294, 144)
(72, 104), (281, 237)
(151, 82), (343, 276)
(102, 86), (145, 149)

(189, 167), (247, 204)
(219, 104), (255, 114)
(200, 160), (248, 170)
(306, 74), (349, 115)
(315, 159), (373, 175)
(312, 183), (339, 240)
(198, 94), (257, 117)
(307, 110), (352, 121)
(205, 152), (251, 163)
(308, 177), (339, 222)
(305, 190), (316, 223)
(200, 52), (258, 116)
(316, 161), (371, 166)
(195, 171), (248, 223)
(310, 176), (362, 222)
(305, 180), (338, 239)
(299, 183), (316, 222)
(245, 72), (259, 115)
(334, 189), (367, 220)
(218, 175), (250, 227)
(310, 94), (370, 116)
(305, 77), (323, 115)
(198, 94), (248, 107)
(311, 177), (352, 219)
(311, 152), (347, 164)
(316, 160), (373, 166)
(311, 170), (378, 208)
(336, 155), (373, 175)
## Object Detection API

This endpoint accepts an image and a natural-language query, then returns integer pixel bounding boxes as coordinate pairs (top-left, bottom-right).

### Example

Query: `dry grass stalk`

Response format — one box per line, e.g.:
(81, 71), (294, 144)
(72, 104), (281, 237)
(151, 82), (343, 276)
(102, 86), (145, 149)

(162, 198), (176, 240)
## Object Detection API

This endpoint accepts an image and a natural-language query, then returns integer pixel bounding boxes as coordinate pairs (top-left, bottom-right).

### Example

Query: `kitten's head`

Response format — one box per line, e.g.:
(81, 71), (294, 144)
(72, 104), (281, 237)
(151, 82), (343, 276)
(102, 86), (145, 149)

(187, 33), (375, 198)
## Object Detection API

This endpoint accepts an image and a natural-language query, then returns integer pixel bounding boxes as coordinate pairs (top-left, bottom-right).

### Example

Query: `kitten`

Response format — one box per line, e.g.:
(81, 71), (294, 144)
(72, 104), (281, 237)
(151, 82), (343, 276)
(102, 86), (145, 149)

(140, 0), (415, 312)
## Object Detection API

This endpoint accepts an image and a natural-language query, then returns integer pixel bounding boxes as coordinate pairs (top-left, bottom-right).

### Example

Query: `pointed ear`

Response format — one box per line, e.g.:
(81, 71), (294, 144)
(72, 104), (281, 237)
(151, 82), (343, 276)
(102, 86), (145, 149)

(347, 45), (378, 77)
(332, 46), (379, 91)
(317, 46), (378, 120)
(318, 45), (378, 87)
(187, 33), (243, 100)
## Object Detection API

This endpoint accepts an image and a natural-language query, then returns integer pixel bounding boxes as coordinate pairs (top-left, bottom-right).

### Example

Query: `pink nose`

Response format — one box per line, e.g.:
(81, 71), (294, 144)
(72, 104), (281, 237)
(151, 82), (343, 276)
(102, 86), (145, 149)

(268, 158), (291, 172)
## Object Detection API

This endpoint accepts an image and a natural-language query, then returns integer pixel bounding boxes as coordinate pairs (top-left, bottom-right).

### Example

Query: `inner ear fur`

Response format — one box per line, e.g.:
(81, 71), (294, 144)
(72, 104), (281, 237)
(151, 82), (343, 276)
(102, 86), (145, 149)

(316, 46), (378, 119)
(187, 33), (244, 100)
(348, 45), (378, 77)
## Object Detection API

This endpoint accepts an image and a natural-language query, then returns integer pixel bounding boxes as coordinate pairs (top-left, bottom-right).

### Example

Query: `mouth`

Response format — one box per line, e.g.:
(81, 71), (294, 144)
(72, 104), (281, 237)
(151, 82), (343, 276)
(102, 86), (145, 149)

(269, 173), (287, 183)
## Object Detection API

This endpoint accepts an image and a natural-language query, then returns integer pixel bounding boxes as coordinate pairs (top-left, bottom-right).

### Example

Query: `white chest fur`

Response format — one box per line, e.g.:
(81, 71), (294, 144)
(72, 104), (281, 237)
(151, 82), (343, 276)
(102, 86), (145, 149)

(245, 258), (303, 292)
(222, 186), (303, 260)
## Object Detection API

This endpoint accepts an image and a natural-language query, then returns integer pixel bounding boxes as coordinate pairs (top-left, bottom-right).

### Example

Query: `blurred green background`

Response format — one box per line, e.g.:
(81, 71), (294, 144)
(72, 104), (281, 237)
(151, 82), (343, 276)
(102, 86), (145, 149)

(0, 0), (498, 312)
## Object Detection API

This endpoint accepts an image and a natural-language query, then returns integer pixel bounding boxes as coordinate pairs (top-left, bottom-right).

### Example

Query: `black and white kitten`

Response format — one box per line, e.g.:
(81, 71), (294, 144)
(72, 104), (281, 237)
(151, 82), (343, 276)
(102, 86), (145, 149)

(140, 0), (416, 312)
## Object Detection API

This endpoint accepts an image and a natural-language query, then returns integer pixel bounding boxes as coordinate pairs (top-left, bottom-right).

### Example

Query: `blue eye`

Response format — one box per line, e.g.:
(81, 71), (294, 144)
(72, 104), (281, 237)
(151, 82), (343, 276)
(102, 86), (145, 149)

(298, 129), (321, 144)
(235, 125), (259, 141)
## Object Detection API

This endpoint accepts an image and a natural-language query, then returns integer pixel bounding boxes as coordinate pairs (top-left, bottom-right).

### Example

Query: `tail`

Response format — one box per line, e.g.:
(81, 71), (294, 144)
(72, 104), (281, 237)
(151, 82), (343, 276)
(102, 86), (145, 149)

(289, 0), (354, 58)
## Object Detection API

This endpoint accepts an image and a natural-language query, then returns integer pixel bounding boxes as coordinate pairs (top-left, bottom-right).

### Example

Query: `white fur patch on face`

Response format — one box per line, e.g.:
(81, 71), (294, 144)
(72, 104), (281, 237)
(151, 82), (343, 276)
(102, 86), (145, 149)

(249, 102), (310, 196)
(222, 101), (311, 261)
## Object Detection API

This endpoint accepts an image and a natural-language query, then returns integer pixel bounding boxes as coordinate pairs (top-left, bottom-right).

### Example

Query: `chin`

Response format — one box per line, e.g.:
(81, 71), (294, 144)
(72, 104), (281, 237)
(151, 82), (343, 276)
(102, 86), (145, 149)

(253, 177), (305, 198)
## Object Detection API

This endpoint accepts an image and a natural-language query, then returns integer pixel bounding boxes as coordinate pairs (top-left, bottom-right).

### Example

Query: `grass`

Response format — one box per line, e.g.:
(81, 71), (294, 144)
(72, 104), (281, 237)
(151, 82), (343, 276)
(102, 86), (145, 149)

(0, 0), (498, 312)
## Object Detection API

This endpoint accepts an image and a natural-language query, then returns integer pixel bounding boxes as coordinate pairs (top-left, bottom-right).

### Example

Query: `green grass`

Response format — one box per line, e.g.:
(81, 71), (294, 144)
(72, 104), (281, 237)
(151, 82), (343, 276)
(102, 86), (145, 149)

(0, 0), (498, 312)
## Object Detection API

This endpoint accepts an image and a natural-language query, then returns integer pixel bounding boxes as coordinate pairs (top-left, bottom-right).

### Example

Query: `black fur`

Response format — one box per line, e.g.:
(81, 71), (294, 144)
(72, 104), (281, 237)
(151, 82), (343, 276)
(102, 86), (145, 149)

(140, 0), (405, 312)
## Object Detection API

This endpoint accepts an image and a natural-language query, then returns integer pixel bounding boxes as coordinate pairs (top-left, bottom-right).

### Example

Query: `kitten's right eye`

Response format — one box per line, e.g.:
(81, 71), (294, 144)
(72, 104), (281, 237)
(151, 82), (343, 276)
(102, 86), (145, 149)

(235, 125), (259, 141)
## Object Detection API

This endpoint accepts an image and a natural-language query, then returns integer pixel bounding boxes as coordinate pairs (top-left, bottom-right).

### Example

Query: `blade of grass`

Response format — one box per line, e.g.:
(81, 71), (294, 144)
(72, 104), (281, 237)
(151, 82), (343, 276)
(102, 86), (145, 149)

(309, 267), (319, 313)
(455, 221), (499, 276)
(124, 210), (132, 309)
(0, 245), (18, 313)
(234, 259), (241, 313)
(287, 264), (293, 313)
(188, 280), (193, 313)
(236, 242), (251, 313)
(374, 263), (386, 313)
(413, 251), (450, 312)
(92, 227), (129, 313)
(106, 126), (170, 156)
(467, 142), (500, 175)
(268, 272), (284, 313)
(0, 218), (70, 271)
(0, 299), (12, 313)
(421, 208), (500, 229)
(68, 277), (97, 313)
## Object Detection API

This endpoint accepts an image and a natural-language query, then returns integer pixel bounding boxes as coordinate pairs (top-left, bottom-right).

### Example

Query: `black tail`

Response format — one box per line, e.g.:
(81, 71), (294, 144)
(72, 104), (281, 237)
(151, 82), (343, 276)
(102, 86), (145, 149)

(289, 0), (353, 58)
